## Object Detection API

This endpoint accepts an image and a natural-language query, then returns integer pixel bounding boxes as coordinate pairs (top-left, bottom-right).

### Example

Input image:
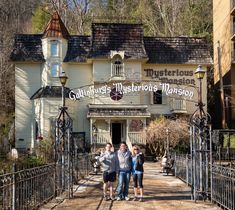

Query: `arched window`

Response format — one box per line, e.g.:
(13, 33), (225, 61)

(111, 55), (124, 77)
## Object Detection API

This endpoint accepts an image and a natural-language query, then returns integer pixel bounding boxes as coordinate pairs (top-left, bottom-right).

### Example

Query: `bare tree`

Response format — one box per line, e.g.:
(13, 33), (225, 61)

(144, 117), (190, 157)
(0, 0), (38, 113)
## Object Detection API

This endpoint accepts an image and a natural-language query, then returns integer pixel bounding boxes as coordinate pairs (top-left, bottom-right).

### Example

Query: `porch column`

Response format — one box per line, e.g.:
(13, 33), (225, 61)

(107, 119), (111, 143)
(126, 119), (129, 142)
(90, 118), (93, 145)
(143, 118), (147, 144)
(143, 118), (146, 128)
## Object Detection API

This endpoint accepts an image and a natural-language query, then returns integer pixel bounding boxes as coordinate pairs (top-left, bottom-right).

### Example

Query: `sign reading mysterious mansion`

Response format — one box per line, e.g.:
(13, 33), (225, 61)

(144, 69), (195, 85)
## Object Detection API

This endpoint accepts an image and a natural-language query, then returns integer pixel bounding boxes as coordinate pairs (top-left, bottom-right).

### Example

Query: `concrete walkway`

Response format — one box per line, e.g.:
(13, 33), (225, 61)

(41, 162), (220, 210)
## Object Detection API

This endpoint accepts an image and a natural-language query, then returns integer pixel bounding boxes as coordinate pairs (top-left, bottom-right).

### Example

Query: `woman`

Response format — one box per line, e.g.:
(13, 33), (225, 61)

(98, 143), (118, 201)
(132, 145), (144, 202)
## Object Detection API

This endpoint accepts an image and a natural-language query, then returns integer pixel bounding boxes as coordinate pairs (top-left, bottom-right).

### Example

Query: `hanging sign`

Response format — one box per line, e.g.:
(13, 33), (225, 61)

(69, 82), (194, 100)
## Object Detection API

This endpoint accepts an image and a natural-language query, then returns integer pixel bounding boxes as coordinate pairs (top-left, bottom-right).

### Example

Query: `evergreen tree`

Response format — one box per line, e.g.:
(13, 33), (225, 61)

(32, 5), (51, 33)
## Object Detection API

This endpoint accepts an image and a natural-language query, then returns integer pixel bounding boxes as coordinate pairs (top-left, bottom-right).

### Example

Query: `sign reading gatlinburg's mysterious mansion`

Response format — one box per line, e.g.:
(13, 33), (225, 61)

(10, 12), (211, 150)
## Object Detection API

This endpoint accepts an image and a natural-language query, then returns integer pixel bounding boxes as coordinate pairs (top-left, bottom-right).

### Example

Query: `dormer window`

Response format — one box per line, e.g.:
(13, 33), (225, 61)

(51, 63), (59, 77)
(111, 55), (124, 77)
(51, 40), (59, 57)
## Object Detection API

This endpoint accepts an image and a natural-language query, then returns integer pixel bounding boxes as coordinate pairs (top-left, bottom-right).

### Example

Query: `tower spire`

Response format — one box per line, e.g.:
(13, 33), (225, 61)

(43, 11), (70, 39)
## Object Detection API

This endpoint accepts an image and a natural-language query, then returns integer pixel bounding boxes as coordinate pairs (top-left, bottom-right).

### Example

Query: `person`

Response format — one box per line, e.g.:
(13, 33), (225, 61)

(161, 154), (168, 173)
(132, 145), (144, 202)
(116, 142), (132, 201)
(98, 143), (118, 201)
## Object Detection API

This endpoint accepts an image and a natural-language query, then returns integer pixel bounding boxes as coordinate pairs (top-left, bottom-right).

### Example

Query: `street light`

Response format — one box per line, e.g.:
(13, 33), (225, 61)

(195, 65), (206, 117)
(59, 70), (68, 107)
(59, 70), (68, 194)
(56, 69), (73, 198)
(190, 65), (209, 201)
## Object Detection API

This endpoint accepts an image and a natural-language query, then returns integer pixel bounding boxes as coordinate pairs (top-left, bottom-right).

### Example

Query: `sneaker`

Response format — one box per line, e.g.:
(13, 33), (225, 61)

(110, 196), (115, 201)
(116, 197), (121, 201)
(125, 196), (130, 201)
(133, 197), (138, 201)
(139, 197), (143, 202)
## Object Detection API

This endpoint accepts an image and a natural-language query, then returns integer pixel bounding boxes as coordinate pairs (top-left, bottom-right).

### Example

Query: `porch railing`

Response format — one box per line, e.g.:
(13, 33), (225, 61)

(128, 132), (146, 145)
(111, 64), (125, 77)
(170, 99), (187, 113)
(94, 132), (111, 144)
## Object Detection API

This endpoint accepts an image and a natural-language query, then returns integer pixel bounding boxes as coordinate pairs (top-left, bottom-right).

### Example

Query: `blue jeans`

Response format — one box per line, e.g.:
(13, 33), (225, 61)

(117, 171), (131, 198)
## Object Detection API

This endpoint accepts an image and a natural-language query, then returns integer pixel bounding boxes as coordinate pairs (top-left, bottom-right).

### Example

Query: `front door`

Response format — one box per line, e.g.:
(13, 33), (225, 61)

(112, 123), (121, 145)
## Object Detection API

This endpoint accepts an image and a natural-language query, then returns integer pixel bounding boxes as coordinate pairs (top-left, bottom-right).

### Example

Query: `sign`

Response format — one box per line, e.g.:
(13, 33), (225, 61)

(144, 69), (196, 85)
(69, 82), (194, 100)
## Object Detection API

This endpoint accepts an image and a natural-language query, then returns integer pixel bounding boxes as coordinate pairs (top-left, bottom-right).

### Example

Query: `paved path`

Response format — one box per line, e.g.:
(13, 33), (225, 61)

(41, 162), (220, 210)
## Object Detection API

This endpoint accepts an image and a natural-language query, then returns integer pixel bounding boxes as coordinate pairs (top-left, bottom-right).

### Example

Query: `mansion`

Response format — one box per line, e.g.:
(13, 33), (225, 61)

(10, 12), (211, 151)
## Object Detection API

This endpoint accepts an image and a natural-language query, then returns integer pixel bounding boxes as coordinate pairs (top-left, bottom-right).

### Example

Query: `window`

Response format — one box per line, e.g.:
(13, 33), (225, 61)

(51, 63), (59, 77)
(153, 90), (162, 104)
(111, 56), (124, 77)
(51, 40), (59, 57)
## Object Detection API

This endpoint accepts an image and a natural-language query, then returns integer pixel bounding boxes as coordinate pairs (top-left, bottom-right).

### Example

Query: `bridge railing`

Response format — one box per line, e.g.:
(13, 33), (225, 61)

(174, 153), (235, 210)
(0, 154), (93, 210)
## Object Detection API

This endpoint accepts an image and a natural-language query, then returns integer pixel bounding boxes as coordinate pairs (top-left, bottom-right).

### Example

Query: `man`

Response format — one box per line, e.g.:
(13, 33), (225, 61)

(98, 143), (118, 201)
(116, 142), (132, 201)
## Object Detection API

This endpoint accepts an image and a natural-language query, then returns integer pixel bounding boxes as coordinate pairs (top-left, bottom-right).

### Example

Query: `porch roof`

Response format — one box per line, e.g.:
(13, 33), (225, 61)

(87, 104), (151, 118)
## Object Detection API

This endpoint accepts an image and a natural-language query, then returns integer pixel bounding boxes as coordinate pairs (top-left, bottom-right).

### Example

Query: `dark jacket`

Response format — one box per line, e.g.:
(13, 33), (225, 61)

(134, 153), (144, 172)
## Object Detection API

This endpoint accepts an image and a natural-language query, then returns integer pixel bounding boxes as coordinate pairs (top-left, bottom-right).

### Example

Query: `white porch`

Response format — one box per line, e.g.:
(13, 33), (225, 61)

(87, 104), (150, 150)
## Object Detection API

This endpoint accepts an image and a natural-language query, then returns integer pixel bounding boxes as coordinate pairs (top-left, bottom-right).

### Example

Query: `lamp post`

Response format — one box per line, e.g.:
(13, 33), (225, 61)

(55, 70), (73, 198)
(166, 128), (169, 156)
(59, 70), (68, 193)
(194, 65), (206, 116)
(59, 70), (68, 107)
(191, 65), (208, 201)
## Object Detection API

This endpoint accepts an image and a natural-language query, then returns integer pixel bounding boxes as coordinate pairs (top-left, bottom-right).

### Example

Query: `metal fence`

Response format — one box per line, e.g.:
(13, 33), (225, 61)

(174, 154), (192, 185)
(175, 154), (235, 210)
(211, 164), (235, 210)
(0, 163), (55, 210)
(0, 154), (93, 210)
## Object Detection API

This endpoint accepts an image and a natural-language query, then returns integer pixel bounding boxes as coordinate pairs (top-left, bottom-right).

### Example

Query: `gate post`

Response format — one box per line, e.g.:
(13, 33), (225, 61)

(12, 162), (16, 210)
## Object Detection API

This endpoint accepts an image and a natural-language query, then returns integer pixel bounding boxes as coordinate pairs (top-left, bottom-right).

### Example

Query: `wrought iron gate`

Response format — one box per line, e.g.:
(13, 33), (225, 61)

(55, 106), (74, 198)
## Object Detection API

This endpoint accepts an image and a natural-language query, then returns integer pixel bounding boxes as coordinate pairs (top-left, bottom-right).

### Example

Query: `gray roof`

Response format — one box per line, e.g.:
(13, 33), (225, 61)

(10, 34), (45, 62)
(64, 36), (91, 62)
(10, 24), (212, 64)
(90, 23), (148, 60)
(30, 86), (71, 100)
(144, 37), (212, 64)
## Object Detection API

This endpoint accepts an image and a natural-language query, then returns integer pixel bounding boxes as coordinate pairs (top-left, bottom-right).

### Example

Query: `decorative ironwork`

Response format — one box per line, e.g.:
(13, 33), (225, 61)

(0, 153), (94, 210)
(55, 106), (74, 198)
(0, 164), (55, 210)
(211, 164), (235, 210)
